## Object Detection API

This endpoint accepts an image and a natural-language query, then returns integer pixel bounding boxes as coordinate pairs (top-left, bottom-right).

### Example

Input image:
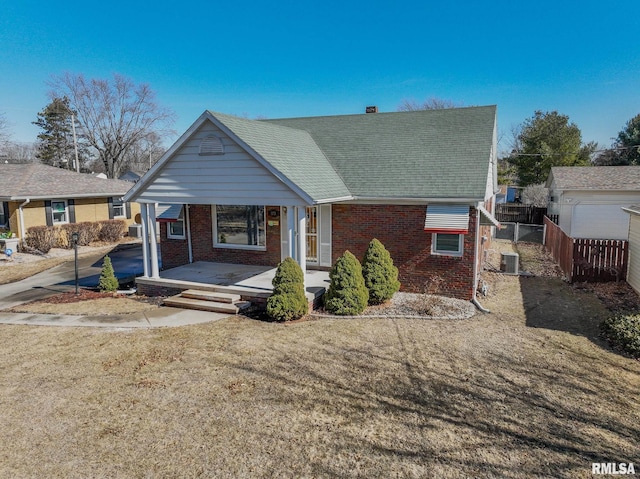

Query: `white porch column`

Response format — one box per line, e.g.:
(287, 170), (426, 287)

(287, 205), (296, 260)
(147, 203), (160, 279)
(139, 203), (150, 278)
(297, 205), (307, 290)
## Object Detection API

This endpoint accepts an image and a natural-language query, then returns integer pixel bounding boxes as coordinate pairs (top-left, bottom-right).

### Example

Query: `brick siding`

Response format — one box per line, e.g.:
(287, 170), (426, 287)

(159, 203), (480, 301)
(332, 204), (478, 300)
(160, 204), (281, 270)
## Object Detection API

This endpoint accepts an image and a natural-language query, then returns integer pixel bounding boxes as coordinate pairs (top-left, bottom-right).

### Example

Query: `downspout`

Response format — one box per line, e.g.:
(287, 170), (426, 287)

(185, 204), (193, 264)
(472, 206), (491, 313)
(18, 198), (30, 248)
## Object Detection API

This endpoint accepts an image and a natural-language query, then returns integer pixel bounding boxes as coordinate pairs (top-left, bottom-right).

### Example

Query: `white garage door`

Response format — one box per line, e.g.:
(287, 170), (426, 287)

(571, 204), (629, 240)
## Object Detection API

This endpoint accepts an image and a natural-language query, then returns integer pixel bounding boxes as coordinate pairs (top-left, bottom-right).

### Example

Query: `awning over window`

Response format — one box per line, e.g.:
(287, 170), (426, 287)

(478, 205), (502, 229)
(424, 205), (469, 234)
(156, 204), (183, 222)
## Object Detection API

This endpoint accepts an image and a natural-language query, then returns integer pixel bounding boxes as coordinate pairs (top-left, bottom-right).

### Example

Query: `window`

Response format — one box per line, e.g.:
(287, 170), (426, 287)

(112, 197), (125, 218)
(214, 205), (265, 250)
(168, 219), (185, 239)
(432, 233), (463, 256)
(0, 202), (7, 228)
(51, 200), (68, 224)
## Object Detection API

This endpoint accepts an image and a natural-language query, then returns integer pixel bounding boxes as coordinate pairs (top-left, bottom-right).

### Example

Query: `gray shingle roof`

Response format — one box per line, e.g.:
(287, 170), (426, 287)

(548, 166), (640, 190)
(0, 163), (135, 200)
(265, 106), (496, 200)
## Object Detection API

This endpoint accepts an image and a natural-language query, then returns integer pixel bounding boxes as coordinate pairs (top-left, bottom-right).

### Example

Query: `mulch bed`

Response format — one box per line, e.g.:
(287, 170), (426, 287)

(43, 290), (122, 304)
(38, 290), (164, 306)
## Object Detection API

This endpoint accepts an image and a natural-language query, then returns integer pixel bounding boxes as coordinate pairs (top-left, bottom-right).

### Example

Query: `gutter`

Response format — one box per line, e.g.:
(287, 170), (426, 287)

(186, 204), (193, 264)
(18, 198), (30, 248)
(472, 206), (490, 313)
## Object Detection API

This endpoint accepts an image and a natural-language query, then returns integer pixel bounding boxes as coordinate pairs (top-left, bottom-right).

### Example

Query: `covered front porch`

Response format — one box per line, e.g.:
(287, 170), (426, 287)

(136, 261), (329, 309)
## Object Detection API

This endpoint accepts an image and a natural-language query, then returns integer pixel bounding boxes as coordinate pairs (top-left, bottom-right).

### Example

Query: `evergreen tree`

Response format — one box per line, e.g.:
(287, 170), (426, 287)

(509, 111), (595, 186)
(362, 239), (400, 305)
(98, 255), (119, 292)
(325, 251), (369, 315)
(32, 97), (88, 170)
(266, 257), (308, 321)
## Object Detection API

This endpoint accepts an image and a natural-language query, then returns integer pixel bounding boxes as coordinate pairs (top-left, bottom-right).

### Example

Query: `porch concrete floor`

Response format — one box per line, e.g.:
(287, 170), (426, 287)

(157, 261), (330, 295)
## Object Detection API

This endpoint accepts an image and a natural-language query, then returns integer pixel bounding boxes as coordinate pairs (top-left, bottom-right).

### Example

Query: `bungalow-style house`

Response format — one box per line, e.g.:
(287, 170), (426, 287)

(0, 163), (140, 240)
(124, 106), (500, 302)
(547, 166), (640, 240)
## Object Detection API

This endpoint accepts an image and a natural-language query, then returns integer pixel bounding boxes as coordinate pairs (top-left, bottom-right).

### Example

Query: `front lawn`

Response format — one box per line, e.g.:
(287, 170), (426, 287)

(0, 277), (638, 478)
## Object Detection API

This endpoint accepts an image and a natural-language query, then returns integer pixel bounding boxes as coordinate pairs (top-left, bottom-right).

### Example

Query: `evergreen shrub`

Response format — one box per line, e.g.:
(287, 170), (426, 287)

(601, 313), (640, 358)
(98, 255), (119, 292)
(324, 250), (369, 315)
(362, 238), (401, 305)
(266, 257), (308, 321)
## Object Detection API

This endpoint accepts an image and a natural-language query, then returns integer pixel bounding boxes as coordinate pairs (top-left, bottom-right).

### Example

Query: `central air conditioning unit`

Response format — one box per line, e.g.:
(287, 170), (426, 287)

(500, 252), (519, 275)
(128, 223), (142, 238)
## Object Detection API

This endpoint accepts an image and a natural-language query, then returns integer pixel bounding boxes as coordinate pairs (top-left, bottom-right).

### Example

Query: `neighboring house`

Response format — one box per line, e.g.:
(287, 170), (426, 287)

(547, 166), (640, 240)
(496, 185), (522, 204)
(623, 205), (640, 294)
(124, 106), (500, 301)
(0, 163), (140, 238)
(119, 170), (143, 183)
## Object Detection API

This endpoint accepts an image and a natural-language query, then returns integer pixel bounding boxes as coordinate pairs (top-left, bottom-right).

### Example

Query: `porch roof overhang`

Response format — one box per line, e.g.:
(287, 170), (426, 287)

(156, 204), (183, 222)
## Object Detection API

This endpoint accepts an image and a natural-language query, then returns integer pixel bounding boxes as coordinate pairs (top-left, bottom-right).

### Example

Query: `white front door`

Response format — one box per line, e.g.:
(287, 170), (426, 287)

(281, 205), (331, 266)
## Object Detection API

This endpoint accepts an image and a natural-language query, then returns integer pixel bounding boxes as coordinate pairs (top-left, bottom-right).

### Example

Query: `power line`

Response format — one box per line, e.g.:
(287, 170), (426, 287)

(506, 145), (640, 158)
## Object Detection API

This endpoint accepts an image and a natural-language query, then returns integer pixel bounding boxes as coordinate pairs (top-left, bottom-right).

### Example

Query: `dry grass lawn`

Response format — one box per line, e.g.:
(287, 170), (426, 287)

(0, 241), (639, 478)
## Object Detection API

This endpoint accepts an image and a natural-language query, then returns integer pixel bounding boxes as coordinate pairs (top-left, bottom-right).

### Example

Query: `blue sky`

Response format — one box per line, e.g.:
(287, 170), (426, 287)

(1, 0), (639, 152)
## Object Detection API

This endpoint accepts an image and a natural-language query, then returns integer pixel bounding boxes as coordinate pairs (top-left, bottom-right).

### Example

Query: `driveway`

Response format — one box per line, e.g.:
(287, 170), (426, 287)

(0, 244), (145, 310)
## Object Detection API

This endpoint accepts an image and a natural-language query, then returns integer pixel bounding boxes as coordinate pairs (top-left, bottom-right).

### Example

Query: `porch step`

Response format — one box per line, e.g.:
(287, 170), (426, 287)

(180, 289), (241, 304)
(163, 296), (251, 314)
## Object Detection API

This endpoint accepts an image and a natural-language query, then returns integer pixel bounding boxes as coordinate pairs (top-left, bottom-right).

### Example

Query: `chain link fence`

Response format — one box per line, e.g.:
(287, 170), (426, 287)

(495, 222), (545, 244)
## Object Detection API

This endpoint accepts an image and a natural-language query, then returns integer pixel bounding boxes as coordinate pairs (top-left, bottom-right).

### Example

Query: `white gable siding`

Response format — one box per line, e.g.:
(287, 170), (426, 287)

(135, 122), (306, 205)
(628, 215), (640, 295)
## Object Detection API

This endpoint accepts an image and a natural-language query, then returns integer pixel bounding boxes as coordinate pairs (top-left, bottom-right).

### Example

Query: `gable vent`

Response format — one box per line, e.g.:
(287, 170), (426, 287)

(199, 135), (224, 155)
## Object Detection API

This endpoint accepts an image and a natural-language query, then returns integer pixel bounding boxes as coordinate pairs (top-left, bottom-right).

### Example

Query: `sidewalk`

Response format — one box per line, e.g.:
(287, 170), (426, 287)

(0, 307), (229, 328)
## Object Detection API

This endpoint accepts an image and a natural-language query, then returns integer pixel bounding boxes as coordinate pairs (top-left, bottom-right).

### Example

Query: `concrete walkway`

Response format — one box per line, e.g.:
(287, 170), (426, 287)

(0, 307), (229, 328)
(0, 244), (230, 328)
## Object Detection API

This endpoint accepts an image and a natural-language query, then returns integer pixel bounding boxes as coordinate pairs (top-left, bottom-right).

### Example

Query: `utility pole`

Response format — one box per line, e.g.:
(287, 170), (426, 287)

(71, 112), (79, 173)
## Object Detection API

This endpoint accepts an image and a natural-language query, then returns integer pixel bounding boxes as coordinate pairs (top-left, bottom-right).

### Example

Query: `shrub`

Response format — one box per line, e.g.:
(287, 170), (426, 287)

(98, 255), (119, 292)
(362, 238), (400, 305)
(601, 313), (640, 358)
(57, 224), (75, 249)
(324, 250), (369, 315)
(25, 226), (57, 253)
(75, 222), (102, 246)
(99, 220), (127, 242)
(266, 257), (308, 321)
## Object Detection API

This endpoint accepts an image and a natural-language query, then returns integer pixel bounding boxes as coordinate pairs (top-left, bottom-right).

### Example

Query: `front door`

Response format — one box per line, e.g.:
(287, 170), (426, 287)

(306, 206), (318, 264)
(280, 205), (331, 266)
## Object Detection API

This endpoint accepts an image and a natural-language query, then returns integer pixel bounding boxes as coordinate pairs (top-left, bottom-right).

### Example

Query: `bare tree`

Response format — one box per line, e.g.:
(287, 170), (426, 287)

(2, 142), (37, 163)
(397, 97), (462, 111)
(48, 73), (175, 178)
(0, 112), (11, 149)
(521, 184), (549, 207)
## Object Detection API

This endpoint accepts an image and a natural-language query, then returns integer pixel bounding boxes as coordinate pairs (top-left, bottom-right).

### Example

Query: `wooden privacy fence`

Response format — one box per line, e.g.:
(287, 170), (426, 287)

(495, 204), (548, 224)
(543, 216), (628, 282)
